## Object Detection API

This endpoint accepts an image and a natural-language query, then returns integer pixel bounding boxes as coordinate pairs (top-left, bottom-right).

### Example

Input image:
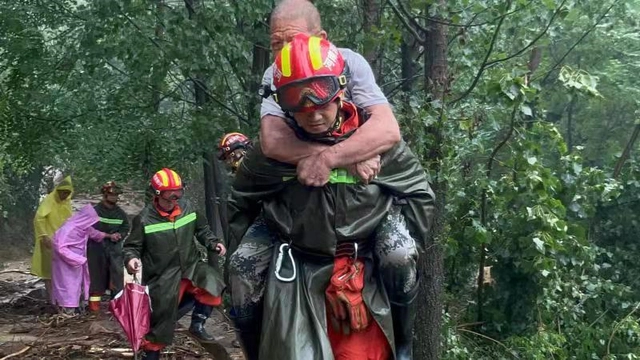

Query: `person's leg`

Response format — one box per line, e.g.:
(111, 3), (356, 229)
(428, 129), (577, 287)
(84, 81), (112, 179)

(87, 241), (107, 311)
(186, 282), (222, 342)
(228, 216), (275, 360)
(44, 279), (52, 303)
(107, 242), (125, 297)
(374, 206), (419, 360)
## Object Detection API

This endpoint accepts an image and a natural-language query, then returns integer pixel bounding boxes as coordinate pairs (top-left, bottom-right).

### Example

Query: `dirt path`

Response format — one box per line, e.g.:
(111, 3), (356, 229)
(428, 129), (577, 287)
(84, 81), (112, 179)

(0, 193), (244, 359)
(0, 259), (243, 359)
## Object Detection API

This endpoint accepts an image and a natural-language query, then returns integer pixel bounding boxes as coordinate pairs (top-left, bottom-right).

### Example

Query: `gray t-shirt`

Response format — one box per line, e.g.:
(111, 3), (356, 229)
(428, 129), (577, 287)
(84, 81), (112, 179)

(260, 48), (388, 118)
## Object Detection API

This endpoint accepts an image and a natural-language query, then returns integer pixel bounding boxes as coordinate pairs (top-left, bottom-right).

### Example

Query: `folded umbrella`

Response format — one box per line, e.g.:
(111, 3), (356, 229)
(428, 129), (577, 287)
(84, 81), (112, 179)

(109, 275), (151, 358)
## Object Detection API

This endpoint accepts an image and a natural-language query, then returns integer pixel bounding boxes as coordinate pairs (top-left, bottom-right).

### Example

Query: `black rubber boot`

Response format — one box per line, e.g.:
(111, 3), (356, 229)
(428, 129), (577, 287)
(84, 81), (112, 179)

(230, 305), (262, 360)
(391, 301), (417, 360)
(189, 302), (214, 342)
(141, 350), (160, 360)
(177, 293), (196, 320)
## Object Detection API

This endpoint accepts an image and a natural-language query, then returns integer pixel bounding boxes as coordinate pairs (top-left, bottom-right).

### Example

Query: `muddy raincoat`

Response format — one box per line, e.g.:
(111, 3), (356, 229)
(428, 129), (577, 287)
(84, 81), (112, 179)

(228, 133), (435, 360)
(31, 176), (74, 279)
(122, 199), (225, 345)
(52, 204), (107, 307)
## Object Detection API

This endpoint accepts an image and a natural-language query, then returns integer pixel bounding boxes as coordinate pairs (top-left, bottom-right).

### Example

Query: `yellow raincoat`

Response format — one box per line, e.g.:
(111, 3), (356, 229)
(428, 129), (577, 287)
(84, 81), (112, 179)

(31, 176), (74, 279)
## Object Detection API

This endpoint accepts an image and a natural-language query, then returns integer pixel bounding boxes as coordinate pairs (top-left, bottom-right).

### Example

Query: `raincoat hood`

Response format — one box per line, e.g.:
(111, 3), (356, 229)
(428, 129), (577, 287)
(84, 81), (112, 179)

(71, 204), (100, 229)
(54, 176), (74, 203)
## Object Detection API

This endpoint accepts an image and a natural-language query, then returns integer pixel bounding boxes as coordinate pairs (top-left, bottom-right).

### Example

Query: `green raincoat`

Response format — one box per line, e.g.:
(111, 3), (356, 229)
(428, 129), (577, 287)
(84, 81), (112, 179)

(228, 137), (435, 359)
(31, 176), (74, 279)
(122, 198), (225, 345)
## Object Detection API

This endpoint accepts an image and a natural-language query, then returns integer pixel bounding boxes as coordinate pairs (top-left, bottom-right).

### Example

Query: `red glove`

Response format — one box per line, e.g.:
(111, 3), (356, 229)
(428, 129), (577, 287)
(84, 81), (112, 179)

(325, 257), (370, 334)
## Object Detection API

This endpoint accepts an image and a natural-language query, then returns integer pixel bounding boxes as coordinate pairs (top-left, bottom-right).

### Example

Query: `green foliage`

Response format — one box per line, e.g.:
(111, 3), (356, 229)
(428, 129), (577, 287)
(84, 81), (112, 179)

(2, 0), (640, 358)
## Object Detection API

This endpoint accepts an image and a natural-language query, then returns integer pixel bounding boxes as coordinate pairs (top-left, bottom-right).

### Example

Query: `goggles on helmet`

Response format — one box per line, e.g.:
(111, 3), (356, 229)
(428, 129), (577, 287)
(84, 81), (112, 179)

(160, 189), (184, 201)
(273, 75), (347, 113)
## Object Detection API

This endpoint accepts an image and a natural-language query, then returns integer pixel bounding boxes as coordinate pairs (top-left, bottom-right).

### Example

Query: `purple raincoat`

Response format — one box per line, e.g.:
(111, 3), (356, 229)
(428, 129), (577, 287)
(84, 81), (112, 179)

(52, 204), (107, 308)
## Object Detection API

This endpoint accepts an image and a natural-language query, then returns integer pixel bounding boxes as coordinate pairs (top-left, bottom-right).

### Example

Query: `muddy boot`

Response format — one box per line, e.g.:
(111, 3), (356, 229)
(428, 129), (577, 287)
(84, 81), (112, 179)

(230, 306), (262, 360)
(189, 302), (214, 342)
(141, 350), (160, 360)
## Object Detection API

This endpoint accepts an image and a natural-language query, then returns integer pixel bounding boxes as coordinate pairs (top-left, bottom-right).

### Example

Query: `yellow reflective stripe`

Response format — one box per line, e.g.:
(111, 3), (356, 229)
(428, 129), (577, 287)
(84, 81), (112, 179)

(143, 213), (197, 234)
(99, 217), (124, 225)
(280, 43), (292, 77)
(174, 212), (196, 229)
(308, 36), (323, 70)
(158, 171), (169, 187)
(328, 169), (358, 184)
(89, 296), (102, 302)
(169, 169), (181, 187)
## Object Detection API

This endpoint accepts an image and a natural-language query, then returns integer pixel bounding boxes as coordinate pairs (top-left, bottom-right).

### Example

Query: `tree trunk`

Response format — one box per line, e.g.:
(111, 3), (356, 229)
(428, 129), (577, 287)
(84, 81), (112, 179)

(361, 0), (383, 80)
(184, 0), (223, 259)
(415, 1), (448, 359)
(247, 19), (271, 122)
(566, 93), (576, 152)
(613, 122), (640, 179)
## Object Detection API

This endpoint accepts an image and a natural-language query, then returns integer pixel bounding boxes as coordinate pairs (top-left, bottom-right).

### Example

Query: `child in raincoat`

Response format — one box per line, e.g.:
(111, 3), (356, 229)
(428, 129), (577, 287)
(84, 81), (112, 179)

(51, 204), (120, 313)
(31, 175), (74, 302)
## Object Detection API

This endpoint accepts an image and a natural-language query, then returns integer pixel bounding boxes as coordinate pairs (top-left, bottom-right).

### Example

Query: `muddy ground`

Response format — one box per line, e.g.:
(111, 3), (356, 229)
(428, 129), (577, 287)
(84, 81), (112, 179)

(0, 192), (244, 359)
(0, 261), (244, 360)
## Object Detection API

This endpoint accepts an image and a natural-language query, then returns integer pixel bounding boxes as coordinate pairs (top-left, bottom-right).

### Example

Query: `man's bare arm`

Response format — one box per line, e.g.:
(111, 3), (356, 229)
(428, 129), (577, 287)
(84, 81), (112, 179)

(320, 103), (400, 168)
(260, 114), (329, 164)
(261, 104), (400, 167)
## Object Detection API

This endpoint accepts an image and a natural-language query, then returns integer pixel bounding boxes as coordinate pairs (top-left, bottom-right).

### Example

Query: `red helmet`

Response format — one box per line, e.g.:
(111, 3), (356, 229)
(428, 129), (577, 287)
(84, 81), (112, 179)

(273, 34), (347, 113)
(151, 168), (183, 194)
(101, 181), (122, 195)
(218, 132), (252, 160)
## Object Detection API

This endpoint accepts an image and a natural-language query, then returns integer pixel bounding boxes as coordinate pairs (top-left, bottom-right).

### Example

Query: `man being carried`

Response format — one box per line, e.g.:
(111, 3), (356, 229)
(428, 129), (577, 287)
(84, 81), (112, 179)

(87, 181), (129, 312)
(260, 0), (400, 187)
(123, 168), (226, 360)
(229, 34), (435, 360)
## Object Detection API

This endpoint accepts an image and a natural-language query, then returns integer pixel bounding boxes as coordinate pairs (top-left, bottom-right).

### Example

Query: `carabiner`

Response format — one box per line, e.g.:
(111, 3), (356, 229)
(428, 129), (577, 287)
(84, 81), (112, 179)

(274, 243), (297, 282)
(352, 242), (358, 260)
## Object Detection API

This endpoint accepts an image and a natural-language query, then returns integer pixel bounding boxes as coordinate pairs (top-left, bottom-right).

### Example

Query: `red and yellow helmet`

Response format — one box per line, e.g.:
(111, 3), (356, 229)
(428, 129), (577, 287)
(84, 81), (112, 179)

(273, 34), (347, 113)
(218, 132), (252, 160)
(101, 181), (122, 195)
(151, 168), (183, 194)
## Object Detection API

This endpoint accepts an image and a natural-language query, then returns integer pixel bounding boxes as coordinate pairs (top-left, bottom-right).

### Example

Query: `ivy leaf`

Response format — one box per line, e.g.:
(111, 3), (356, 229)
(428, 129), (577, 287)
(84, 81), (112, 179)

(533, 237), (545, 253)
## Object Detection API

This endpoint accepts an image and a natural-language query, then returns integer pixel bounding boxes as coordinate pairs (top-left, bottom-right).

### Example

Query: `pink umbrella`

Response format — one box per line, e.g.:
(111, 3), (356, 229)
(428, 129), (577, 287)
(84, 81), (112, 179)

(109, 275), (151, 358)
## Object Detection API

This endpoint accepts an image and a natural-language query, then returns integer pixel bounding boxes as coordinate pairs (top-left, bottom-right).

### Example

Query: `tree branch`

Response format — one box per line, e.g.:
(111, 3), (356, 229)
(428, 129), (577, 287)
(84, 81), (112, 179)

(421, 1), (534, 28)
(388, 0), (425, 43)
(613, 123), (640, 179)
(448, 1), (511, 105)
(539, 1), (616, 83)
(484, 0), (568, 68)
(477, 103), (519, 322)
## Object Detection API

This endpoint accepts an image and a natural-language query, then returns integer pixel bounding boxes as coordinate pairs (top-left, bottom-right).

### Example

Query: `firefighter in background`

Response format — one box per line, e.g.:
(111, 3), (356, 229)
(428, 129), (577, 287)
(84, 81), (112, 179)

(87, 181), (130, 312)
(123, 168), (226, 360)
(218, 132), (252, 174)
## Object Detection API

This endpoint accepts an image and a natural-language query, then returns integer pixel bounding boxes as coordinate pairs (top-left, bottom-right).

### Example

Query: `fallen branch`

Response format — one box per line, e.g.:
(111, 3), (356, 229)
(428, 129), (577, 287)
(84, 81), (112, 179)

(0, 327), (50, 360)
(0, 346), (31, 360)
(0, 270), (34, 276)
(173, 344), (201, 356)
